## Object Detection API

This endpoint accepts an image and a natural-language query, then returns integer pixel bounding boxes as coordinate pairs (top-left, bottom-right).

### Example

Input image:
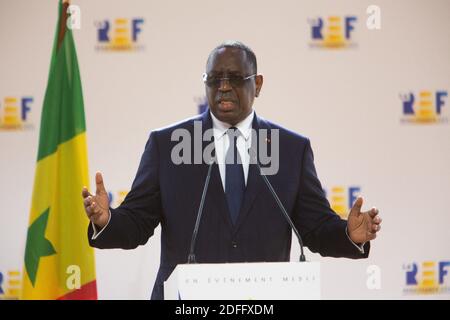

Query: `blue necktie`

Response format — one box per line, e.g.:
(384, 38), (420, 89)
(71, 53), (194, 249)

(225, 127), (245, 225)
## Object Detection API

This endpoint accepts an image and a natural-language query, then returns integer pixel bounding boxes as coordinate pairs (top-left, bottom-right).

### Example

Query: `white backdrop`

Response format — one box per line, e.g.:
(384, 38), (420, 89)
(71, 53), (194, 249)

(0, 0), (449, 299)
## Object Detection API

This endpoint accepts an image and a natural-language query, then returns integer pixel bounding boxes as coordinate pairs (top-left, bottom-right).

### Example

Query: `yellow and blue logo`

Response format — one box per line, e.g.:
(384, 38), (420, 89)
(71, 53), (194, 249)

(403, 261), (450, 295)
(108, 190), (129, 208)
(95, 18), (144, 51)
(0, 96), (33, 130)
(400, 90), (448, 124)
(325, 186), (361, 219)
(0, 270), (21, 300)
(308, 15), (357, 49)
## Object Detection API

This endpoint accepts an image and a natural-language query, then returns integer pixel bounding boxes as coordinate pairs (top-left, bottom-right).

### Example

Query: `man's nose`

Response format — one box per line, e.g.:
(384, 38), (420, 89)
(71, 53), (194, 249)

(218, 78), (232, 92)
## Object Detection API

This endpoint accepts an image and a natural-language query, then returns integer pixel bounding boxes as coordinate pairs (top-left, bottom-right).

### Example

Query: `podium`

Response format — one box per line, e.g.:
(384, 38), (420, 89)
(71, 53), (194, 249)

(164, 261), (320, 300)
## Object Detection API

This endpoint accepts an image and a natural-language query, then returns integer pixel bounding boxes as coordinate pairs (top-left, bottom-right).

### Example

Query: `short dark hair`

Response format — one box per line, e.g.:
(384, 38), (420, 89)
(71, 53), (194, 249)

(207, 40), (257, 74)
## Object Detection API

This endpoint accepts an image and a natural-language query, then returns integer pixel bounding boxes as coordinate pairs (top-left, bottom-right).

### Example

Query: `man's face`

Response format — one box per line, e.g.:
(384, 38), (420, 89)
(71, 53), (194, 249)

(205, 47), (263, 125)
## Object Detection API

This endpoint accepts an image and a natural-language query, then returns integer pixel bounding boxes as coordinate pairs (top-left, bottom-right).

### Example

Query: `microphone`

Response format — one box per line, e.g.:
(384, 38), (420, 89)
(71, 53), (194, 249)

(187, 157), (215, 264)
(249, 147), (307, 262)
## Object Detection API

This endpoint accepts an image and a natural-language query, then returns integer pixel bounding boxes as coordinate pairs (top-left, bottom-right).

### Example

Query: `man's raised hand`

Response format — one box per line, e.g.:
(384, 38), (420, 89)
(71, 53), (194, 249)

(347, 196), (382, 244)
(82, 172), (110, 228)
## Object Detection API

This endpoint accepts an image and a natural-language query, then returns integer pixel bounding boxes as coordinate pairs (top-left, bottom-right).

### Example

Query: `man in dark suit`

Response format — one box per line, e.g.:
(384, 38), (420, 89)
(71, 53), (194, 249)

(82, 41), (382, 300)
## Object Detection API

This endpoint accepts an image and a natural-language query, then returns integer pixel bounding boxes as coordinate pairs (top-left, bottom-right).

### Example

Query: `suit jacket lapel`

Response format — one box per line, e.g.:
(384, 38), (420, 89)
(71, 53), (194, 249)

(199, 111), (234, 231)
(232, 113), (271, 234)
(210, 162), (234, 229)
(198, 111), (273, 234)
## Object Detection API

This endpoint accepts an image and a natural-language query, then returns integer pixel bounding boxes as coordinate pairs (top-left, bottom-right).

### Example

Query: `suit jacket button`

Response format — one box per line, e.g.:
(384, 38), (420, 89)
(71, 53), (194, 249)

(232, 242), (238, 248)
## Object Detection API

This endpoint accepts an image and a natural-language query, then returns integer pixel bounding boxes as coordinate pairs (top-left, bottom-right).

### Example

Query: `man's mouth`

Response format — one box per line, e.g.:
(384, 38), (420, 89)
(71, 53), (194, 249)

(219, 101), (236, 111)
(217, 100), (237, 112)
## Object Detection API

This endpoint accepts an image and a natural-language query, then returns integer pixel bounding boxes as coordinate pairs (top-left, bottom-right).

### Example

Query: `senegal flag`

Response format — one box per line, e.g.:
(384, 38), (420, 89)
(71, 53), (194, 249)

(21, 0), (97, 299)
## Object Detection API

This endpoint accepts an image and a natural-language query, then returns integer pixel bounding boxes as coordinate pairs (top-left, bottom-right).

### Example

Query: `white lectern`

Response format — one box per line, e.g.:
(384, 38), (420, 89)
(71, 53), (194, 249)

(164, 262), (320, 300)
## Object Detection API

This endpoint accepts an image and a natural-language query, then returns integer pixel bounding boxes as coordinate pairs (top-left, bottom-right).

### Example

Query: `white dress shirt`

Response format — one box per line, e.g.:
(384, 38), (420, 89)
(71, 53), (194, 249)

(210, 110), (254, 190)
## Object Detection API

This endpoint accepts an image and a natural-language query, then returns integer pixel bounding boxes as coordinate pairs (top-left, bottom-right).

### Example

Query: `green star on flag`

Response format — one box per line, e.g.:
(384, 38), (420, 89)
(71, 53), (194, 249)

(24, 208), (56, 286)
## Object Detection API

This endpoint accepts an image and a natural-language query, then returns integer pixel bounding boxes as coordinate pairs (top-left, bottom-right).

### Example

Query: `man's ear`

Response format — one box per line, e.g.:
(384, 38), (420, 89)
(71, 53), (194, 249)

(255, 74), (263, 97)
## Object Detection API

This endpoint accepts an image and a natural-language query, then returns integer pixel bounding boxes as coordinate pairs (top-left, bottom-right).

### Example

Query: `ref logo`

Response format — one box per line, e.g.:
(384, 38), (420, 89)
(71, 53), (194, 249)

(95, 18), (144, 51)
(324, 186), (361, 219)
(0, 96), (33, 130)
(309, 15), (357, 49)
(108, 190), (129, 208)
(403, 261), (450, 295)
(0, 270), (21, 299)
(400, 90), (448, 124)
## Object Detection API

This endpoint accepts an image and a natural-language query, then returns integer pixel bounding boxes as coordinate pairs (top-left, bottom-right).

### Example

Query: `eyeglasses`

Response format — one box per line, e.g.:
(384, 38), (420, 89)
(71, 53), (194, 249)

(202, 73), (256, 88)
